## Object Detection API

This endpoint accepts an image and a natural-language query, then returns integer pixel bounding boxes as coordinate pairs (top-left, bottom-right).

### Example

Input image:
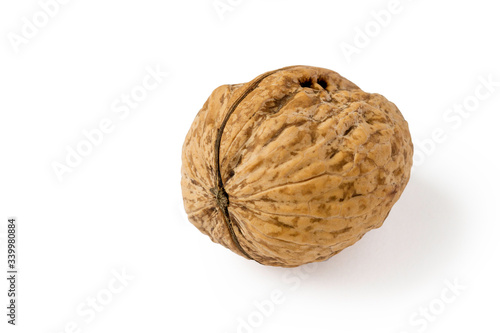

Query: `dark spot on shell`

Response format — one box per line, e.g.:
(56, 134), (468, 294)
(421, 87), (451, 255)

(317, 78), (328, 90)
(300, 78), (313, 88)
(344, 125), (355, 136)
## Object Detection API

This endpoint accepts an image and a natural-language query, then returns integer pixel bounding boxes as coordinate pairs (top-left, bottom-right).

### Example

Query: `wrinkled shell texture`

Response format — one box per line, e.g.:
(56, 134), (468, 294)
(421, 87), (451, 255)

(181, 66), (413, 267)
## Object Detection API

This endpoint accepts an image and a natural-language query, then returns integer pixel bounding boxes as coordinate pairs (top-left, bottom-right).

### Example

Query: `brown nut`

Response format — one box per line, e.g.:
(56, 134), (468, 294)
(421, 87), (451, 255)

(181, 65), (413, 267)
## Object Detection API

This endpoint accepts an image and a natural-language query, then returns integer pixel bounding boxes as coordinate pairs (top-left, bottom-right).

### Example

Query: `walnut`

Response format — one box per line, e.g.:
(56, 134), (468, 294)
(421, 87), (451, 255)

(181, 66), (413, 267)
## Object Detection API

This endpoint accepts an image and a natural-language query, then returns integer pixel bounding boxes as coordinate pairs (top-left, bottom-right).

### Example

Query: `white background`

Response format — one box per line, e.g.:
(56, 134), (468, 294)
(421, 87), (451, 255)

(1, 0), (499, 332)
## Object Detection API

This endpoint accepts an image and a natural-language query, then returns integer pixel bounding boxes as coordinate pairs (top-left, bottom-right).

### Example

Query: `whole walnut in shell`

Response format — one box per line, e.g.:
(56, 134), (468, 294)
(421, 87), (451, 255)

(181, 65), (413, 267)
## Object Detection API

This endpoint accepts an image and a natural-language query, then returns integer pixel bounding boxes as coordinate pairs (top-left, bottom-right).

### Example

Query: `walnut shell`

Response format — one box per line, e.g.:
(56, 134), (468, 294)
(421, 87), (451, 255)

(181, 65), (413, 267)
